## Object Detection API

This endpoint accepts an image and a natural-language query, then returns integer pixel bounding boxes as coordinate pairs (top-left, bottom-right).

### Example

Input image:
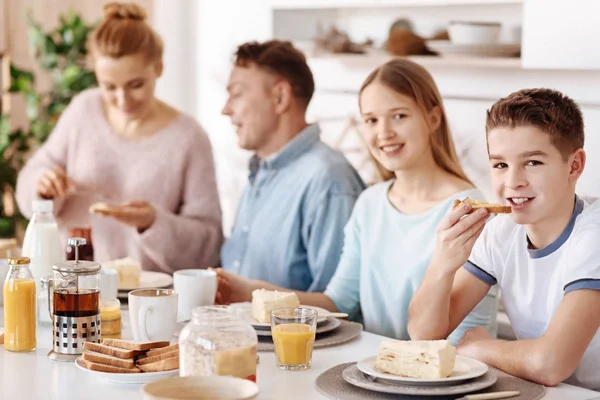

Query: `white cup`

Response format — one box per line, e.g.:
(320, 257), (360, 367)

(100, 269), (119, 300)
(129, 289), (178, 342)
(173, 269), (217, 322)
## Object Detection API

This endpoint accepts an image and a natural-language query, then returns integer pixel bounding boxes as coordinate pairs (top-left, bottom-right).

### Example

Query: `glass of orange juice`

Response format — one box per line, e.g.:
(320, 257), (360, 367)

(270, 307), (317, 371)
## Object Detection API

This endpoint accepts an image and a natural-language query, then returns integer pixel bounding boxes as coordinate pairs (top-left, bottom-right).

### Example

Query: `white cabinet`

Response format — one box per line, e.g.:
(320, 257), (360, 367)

(522, 0), (600, 70)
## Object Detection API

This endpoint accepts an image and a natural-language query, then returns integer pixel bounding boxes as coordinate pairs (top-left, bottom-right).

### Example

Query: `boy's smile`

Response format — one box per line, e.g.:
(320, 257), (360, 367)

(487, 125), (584, 246)
(507, 196), (535, 210)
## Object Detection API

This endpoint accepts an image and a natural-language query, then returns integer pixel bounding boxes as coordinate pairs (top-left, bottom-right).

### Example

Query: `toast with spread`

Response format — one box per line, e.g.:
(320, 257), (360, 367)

(453, 197), (511, 214)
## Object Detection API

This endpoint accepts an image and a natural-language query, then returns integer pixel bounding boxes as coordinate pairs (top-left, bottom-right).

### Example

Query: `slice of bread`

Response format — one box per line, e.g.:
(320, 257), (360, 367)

(83, 342), (138, 359)
(82, 350), (135, 369)
(454, 197), (511, 214)
(83, 359), (141, 373)
(0, 333), (4, 344)
(146, 343), (179, 358)
(137, 356), (179, 372)
(88, 202), (112, 214)
(137, 350), (179, 366)
(102, 339), (170, 351)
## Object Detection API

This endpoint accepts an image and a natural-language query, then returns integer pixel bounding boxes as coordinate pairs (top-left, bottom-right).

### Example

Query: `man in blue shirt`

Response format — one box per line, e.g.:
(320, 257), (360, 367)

(220, 40), (365, 292)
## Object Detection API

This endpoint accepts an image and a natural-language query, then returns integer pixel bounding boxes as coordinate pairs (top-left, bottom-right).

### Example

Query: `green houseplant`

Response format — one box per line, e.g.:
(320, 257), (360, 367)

(0, 9), (97, 237)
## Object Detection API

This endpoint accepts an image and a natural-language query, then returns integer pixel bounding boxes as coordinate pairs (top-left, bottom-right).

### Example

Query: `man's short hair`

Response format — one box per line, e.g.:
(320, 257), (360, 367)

(234, 40), (315, 109)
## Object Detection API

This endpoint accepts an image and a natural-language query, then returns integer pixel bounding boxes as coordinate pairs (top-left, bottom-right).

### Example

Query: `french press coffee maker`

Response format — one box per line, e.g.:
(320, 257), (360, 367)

(48, 237), (102, 361)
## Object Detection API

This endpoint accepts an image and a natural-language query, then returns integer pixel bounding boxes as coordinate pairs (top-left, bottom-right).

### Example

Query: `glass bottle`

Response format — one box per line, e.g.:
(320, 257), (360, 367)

(179, 306), (258, 381)
(3, 257), (36, 352)
(38, 275), (53, 326)
(21, 200), (64, 298)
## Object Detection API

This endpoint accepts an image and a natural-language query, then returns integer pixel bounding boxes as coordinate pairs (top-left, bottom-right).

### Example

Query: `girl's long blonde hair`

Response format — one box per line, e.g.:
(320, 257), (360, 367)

(359, 59), (472, 185)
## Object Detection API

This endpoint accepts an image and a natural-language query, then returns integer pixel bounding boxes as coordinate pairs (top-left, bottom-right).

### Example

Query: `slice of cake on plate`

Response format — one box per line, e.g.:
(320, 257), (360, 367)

(251, 289), (300, 323)
(375, 339), (456, 379)
(101, 257), (142, 288)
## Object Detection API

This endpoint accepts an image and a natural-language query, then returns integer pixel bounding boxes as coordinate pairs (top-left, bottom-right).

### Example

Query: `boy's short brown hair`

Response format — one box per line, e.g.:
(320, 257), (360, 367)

(233, 40), (314, 109)
(486, 88), (584, 159)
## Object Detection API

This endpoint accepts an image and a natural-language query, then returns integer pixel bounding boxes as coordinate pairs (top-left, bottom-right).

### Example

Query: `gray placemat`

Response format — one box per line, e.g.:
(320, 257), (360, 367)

(315, 362), (545, 400)
(257, 320), (363, 352)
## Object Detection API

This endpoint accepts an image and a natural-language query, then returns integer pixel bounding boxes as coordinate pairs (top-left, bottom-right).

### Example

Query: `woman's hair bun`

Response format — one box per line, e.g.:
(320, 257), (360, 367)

(103, 2), (147, 22)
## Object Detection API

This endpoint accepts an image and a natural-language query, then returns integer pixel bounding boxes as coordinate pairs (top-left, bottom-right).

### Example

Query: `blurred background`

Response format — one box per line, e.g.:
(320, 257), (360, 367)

(1, 0), (600, 242)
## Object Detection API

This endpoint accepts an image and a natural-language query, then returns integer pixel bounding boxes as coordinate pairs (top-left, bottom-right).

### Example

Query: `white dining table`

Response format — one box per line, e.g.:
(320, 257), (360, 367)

(0, 309), (598, 400)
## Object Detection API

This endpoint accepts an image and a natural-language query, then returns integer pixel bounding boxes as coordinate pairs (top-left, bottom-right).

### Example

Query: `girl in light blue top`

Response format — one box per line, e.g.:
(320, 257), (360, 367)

(215, 58), (497, 343)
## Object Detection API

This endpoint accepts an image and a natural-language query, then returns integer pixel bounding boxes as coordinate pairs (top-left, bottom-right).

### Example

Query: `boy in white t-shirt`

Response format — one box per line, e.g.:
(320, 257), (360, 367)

(408, 88), (600, 390)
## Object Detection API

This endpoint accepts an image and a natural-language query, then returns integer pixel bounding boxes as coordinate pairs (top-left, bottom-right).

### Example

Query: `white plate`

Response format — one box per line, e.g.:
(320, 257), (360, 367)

(357, 355), (488, 386)
(342, 363), (497, 396)
(75, 357), (179, 384)
(229, 302), (328, 328)
(426, 40), (520, 58)
(118, 271), (173, 292)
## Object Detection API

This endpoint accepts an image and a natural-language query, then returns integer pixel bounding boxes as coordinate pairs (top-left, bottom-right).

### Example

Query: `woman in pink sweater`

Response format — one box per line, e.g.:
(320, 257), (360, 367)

(16, 3), (223, 273)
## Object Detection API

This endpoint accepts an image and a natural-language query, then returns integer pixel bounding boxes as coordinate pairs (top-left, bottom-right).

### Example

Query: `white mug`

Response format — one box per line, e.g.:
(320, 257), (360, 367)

(128, 289), (178, 341)
(173, 269), (217, 321)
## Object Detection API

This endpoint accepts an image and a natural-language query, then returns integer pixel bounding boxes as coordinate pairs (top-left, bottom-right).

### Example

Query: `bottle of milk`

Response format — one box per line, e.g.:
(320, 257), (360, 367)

(21, 200), (65, 296)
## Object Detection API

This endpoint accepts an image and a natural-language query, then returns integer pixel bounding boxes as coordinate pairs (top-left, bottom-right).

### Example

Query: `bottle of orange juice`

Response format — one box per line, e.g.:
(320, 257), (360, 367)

(4, 257), (37, 352)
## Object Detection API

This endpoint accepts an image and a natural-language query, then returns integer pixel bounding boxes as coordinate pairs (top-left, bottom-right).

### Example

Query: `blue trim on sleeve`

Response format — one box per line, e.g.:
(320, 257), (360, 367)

(464, 260), (497, 285)
(564, 278), (600, 293)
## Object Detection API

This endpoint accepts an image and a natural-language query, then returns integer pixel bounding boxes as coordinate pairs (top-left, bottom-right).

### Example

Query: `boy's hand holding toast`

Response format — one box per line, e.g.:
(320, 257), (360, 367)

(430, 197), (509, 275)
(408, 197), (509, 341)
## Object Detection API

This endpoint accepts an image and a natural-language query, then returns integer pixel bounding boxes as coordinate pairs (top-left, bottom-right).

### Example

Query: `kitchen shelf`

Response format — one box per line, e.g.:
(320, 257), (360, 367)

(307, 51), (523, 71)
(408, 55), (521, 69)
(271, 0), (523, 10)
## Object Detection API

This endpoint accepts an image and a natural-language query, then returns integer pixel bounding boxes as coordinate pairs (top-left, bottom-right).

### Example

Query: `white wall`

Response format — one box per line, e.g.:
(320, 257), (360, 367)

(152, 0), (198, 115)
(196, 1), (273, 233)
(153, 0), (274, 233)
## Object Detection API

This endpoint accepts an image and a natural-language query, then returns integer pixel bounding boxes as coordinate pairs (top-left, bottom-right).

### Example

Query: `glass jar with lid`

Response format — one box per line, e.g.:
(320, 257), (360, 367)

(100, 298), (121, 339)
(179, 305), (258, 381)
